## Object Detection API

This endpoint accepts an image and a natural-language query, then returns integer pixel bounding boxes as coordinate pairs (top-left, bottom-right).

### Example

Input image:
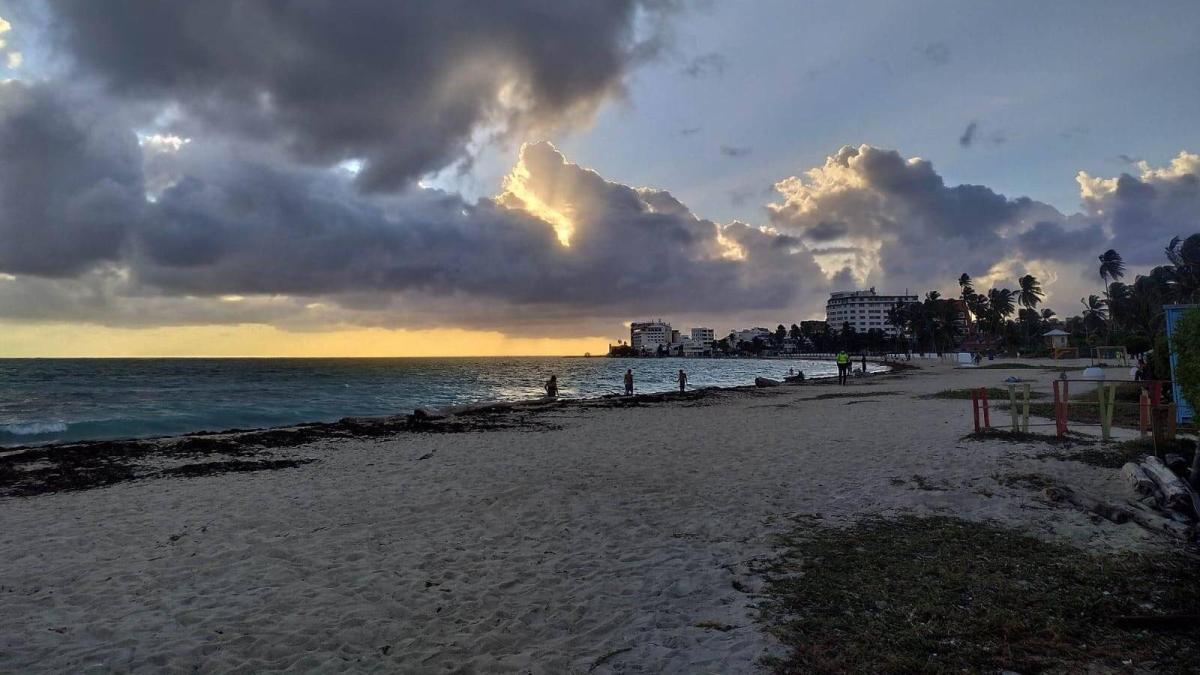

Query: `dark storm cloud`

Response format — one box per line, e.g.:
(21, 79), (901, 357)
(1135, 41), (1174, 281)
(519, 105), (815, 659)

(720, 145), (752, 158)
(50, 0), (673, 192)
(682, 52), (727, 77)
(0, 81), (144, 276)
(0, 84), (827, 325)
(1015, 221), (1105, 261)
(959, 121), (978, 147)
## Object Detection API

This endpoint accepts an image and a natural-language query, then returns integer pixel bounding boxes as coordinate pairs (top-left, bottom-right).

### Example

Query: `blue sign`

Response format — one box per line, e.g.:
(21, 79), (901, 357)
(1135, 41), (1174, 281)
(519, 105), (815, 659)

(1164, 304), (1199, 424)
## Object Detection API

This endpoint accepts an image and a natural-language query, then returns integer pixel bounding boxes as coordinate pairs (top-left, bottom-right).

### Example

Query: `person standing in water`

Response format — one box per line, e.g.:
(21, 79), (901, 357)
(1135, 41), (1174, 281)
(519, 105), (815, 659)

(677, 369), (687, 392)
(545, 374), (558, 398)
(624, 368), (634, 395)
(836, 350), (850, 385)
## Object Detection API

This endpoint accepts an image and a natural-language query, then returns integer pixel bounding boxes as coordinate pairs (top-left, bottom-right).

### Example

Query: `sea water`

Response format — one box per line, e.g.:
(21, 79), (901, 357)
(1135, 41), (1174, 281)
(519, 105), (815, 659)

(0, 357), (883, 446)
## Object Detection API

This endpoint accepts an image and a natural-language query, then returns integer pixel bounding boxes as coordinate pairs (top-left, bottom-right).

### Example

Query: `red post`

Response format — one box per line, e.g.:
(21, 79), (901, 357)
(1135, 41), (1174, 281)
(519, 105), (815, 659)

(1139, 389), (1150, 437)
(971, 389), (981, 432)
(1052, 380), (1064, 438)
(1150, 380), (1163, 406)
(981, 387), (990, 428)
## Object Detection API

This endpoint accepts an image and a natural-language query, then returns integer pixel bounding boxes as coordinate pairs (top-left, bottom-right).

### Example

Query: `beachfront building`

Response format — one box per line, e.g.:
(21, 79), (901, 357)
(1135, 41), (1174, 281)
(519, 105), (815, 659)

(731, 327), (772, 344)
(799, 320), (828, 336)
(826, 288), (918, 336)
(630, 320), (672, 353)
(677, 327), (715, 357)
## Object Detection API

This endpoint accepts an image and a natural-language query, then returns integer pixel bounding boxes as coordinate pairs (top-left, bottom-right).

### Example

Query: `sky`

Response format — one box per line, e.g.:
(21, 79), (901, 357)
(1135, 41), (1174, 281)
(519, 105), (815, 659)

(1, 0), (1199, 356)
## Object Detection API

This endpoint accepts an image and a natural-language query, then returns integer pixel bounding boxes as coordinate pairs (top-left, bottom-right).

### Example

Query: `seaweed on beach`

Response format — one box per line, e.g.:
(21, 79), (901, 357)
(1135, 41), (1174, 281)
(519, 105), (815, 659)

(757, 516), (1200, 674)
(0, 407), (558, 498)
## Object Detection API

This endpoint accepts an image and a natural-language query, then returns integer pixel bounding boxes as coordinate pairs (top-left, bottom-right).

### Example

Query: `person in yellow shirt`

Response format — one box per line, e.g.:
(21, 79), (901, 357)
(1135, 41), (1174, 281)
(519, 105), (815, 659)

(836, 350), (850, 385)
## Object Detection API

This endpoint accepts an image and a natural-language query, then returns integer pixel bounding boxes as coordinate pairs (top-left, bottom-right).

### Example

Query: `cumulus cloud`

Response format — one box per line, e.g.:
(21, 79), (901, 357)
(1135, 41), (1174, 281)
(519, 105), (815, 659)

(0, 74), (827, 331)
(1077, 151), (1200, 265)
(50, 0), (674, 192)
(766, 144), (1200, 309)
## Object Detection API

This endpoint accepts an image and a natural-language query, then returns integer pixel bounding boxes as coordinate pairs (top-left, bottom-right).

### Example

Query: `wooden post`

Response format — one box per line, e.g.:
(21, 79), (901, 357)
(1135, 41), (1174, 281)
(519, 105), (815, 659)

(971, 389), (980, 433)
(1168, 403), (1177, 440)
(1021, 383), (1031, 433)
(1100, 383), (1117, 441)
(1150, 380), (1162, 406)
(1053, 380), (1063, 438)
(981, 388), (990, 428)
(1008, 384), (1019, 432)
(1139, 389), (1150, 438)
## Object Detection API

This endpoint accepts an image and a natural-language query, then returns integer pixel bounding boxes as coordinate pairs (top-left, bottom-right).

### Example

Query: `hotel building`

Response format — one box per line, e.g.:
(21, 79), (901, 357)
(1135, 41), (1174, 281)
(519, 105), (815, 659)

(825, 288), (917, 335)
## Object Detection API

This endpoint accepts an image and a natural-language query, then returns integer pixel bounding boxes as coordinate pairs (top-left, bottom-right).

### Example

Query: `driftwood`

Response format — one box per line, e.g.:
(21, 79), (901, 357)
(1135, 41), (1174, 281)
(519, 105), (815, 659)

(755, 377), (781, 388)
(1043, 486), (1193, 539)
(1141, 456), (1194, 516)
(1043, 486), (1130, 524)
(1121, 462), (1158, 502)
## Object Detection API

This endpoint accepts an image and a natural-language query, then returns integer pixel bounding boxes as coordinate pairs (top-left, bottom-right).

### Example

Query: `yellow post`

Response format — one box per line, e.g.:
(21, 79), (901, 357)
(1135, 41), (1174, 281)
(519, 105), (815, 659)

(1021, 383), (1031, 433)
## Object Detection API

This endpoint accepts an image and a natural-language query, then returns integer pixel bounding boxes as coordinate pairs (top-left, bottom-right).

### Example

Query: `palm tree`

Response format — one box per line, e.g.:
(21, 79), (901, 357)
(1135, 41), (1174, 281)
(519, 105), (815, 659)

(1017, 274), (1043, 311)
(1098, 249), (1125, 332)
(1016, 275), (1043, 345)
(957, 273), (974, 298)
(1080, 295), (1108, 339)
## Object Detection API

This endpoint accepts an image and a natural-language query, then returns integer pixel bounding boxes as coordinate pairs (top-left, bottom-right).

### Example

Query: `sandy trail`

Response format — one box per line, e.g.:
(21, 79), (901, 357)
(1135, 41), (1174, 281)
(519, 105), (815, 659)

(0, 359), (1161, 673)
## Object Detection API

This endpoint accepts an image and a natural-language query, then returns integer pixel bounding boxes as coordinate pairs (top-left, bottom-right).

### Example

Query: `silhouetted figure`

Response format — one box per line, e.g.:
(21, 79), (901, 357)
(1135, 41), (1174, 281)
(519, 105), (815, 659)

(624, 369), (634, 395)
(677, 369), (687, 392)
(545, 374), (558, 398)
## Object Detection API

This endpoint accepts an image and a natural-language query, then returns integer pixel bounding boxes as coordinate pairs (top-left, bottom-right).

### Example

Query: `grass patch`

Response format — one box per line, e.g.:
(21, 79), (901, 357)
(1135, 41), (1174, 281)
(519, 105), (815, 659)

(759, 516), (1200, 674)
(928, 387), (1047, 400)
(1019, 382), (1157, 430)
(994, 472), (1060, 491)
(806, 389), (902, 398)
(694, 620), (737, 632)
(961, 428), (1080, 445)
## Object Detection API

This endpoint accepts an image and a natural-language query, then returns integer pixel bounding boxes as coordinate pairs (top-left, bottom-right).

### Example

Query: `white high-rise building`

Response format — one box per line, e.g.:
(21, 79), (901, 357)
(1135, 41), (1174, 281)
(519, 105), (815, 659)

(630, 320), (672, 352)
(825, 288), (917, 335)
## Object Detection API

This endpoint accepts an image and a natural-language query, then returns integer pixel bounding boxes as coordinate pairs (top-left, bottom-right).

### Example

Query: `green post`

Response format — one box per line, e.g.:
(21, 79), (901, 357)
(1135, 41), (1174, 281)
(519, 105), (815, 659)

(1098, 383), (1116, 441)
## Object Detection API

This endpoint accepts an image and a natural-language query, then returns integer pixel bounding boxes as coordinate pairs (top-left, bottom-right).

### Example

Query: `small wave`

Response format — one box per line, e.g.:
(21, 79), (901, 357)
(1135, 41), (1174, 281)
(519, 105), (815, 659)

(1, 421), (69, 436)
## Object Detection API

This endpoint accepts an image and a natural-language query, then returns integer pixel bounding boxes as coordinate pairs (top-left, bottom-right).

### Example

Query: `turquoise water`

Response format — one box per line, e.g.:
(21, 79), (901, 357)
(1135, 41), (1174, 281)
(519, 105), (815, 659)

(0, 357), (879, 446)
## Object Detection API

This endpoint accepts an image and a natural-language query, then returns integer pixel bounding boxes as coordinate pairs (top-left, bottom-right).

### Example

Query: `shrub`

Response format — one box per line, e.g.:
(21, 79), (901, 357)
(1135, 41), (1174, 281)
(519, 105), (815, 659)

(1123, 333), (1151, 356)
(1171, 309), (1200, 410)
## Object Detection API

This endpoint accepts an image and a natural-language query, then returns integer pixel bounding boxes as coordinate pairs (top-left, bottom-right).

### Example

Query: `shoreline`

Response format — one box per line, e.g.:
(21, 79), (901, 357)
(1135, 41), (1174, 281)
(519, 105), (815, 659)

(1, 360), (898, 455)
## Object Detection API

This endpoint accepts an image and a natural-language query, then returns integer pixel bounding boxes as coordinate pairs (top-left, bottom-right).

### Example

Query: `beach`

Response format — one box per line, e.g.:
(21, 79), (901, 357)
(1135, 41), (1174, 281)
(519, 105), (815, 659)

(0, 359), (1176, 672)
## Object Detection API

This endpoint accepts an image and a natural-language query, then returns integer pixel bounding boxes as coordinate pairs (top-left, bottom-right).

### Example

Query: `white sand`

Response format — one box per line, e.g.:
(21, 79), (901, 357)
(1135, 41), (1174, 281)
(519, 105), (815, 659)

(0, 359), (1165, 672)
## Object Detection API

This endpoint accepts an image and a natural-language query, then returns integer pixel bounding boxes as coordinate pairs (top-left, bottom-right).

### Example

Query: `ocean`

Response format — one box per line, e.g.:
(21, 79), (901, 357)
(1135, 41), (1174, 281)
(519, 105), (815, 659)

(0, 357), (878, 446)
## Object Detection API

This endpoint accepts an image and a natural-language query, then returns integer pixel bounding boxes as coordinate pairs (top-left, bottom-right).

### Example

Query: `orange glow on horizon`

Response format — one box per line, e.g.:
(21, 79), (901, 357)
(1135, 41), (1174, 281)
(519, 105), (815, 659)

(0, 322), (610, 358)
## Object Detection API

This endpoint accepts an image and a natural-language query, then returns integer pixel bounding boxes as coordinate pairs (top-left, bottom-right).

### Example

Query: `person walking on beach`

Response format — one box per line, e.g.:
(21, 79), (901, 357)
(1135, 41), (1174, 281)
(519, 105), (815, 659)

(860, 352), (867, 373)
(836, 350), (850, 385)
(677, 369), (687, 392)
(545, 374), (558, 398)
(624, 368), (634, 395)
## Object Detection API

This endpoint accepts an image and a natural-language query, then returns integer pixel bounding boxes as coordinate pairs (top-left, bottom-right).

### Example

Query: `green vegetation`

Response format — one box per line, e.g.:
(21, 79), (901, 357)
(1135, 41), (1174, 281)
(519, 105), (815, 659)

(928, 387), (1046, 400)
(759, 517), (1200, 674)
(1171, 309), (1200, 410)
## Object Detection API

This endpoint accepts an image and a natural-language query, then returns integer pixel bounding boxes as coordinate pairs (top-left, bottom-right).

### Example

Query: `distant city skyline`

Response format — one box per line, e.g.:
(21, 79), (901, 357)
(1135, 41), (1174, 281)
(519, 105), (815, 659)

(1, 1), (1198, 356)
